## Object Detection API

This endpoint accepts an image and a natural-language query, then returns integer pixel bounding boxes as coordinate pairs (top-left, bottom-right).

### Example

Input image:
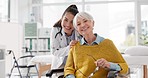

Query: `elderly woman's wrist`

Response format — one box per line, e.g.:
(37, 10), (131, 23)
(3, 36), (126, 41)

(109, 62), (121, 71)
(65, 74), (75, 78)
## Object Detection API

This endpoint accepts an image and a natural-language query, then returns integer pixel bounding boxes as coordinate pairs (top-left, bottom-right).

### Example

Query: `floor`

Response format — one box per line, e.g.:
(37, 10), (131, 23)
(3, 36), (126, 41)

(6, 73), (142, 78)
(5, 65), (144, 78)
(6, 76), (47, 78)
(5, 73), (47, 78)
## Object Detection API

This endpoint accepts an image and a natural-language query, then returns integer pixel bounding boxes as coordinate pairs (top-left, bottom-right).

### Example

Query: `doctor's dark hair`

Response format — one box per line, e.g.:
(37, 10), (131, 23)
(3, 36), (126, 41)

(53, 4), (79, 27)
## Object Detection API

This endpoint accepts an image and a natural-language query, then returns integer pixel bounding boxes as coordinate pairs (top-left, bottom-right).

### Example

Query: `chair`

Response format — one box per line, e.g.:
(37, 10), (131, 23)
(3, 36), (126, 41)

(8, 48), (38, 78)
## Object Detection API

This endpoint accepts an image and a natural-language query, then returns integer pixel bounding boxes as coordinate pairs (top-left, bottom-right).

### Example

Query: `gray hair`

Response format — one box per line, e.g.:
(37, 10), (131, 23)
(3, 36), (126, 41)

(73, 12), (94, 29)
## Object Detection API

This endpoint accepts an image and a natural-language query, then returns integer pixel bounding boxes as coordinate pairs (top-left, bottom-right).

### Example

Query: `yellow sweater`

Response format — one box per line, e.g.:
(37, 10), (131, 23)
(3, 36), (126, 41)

(64, 39), (128, 78)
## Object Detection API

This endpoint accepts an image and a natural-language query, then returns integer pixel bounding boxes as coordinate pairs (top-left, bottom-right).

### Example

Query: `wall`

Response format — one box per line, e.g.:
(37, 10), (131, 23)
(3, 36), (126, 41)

(18, 0), (31, 25)
(0, 22), (23, 76)
(0, 45), (5, 78)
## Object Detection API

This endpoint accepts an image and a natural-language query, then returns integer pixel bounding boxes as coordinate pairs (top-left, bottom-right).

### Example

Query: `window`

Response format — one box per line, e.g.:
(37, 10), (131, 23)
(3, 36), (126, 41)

(140, 5), (148, 45)
(43, 5), (82, 27)
(43, 0), (81, 3)
(85, 2), (135, 52)
(0, 0), (8, 22)
(33, 0), (137, 52)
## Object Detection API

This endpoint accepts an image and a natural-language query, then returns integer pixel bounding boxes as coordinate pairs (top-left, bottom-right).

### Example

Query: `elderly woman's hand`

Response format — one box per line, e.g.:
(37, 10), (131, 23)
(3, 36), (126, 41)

(69, 40), (78, 48)
(95, 58), (110, 69)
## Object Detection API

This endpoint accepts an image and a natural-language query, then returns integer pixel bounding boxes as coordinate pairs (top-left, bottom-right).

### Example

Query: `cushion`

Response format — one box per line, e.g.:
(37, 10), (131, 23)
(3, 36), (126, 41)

(124, 46), (148, 56)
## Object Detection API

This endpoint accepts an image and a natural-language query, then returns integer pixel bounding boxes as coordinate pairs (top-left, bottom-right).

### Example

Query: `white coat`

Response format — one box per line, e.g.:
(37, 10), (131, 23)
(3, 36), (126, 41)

(50, 27), (80, 69)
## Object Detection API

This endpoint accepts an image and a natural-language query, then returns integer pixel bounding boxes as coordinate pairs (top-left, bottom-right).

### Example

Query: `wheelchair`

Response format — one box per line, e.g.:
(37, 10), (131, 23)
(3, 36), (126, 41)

(46, 68), (126, 78)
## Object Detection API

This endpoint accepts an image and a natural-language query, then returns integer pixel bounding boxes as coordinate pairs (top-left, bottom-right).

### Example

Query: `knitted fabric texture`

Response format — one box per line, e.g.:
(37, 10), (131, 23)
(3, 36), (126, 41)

(64, 39), (128, 78)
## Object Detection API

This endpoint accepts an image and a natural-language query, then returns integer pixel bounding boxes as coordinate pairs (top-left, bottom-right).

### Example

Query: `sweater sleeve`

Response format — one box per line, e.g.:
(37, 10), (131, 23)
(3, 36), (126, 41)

(64, 47), (76, 77)
(105, 39), (129, 74)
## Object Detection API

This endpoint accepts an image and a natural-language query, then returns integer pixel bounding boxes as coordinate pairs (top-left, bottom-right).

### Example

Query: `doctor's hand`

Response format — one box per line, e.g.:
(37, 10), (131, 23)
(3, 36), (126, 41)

(69, 40), (78, 48)
(95, 58), (110, 69)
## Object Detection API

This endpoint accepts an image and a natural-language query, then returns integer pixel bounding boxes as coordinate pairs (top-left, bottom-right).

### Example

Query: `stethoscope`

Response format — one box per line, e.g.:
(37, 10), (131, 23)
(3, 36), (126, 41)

(55, 27), (63, 38)
(54, 27), (80, 44)
(54, 27), (76, 45)
(54, 27), (70, 46)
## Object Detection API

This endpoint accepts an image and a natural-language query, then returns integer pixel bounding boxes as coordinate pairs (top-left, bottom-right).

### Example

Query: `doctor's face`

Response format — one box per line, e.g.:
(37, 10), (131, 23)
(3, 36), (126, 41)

(76, 17), (94, 36)
(61, 12), (74, 36)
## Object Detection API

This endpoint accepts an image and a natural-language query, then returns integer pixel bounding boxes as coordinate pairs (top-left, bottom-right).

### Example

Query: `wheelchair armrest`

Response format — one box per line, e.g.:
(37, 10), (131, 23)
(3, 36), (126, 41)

(46, 68), (64, 77)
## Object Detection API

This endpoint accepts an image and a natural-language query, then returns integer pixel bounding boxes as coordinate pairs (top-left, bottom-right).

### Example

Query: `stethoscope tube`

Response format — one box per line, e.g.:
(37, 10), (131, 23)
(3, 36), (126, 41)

(55, 27), (63, 38)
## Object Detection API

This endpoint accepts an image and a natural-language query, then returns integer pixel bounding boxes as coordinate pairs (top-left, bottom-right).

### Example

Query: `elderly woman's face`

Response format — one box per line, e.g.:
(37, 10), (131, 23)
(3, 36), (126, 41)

(76, 17), (94, 36)
(61, 12), (75, 36)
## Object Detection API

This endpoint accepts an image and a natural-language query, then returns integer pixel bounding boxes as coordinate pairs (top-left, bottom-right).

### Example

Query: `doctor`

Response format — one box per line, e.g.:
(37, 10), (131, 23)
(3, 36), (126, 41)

(50, 4), (80, 77)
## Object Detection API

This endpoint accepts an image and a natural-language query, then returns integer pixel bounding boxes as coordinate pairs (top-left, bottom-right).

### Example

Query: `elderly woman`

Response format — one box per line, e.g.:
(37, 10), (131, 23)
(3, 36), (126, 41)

(64, 12), (128, 78)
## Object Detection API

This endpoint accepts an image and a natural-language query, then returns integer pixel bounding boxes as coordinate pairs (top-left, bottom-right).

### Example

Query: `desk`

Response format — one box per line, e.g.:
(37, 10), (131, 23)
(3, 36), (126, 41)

(28, 55), (53, 78)
(123, 55), (148, 78)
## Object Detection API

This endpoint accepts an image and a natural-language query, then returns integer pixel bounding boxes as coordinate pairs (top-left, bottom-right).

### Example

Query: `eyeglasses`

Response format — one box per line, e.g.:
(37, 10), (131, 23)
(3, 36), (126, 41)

(76, 54), (99, 78)
(87, 54), (99, 78)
